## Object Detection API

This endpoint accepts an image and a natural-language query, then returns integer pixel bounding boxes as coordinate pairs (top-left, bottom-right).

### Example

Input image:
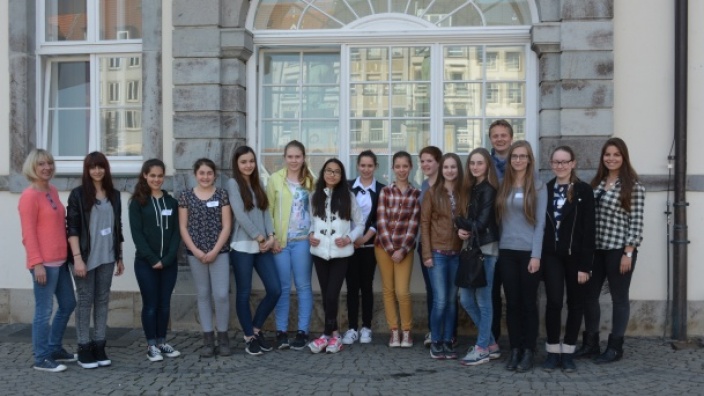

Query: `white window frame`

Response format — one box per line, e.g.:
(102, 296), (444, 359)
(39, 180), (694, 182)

(35, 0), (143, 175)
(247, 8), (538, 177)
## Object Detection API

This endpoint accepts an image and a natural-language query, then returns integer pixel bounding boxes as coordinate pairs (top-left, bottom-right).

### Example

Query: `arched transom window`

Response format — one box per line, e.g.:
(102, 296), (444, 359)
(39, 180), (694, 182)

(249, 0), (537, 184)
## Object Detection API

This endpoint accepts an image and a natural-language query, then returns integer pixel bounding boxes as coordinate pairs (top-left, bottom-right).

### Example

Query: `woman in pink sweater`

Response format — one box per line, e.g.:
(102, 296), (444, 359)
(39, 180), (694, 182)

(18, 149), (77, 373)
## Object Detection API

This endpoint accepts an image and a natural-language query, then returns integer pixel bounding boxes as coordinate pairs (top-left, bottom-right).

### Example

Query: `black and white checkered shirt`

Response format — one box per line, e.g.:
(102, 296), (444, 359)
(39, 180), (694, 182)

(594, 179), (645, 250)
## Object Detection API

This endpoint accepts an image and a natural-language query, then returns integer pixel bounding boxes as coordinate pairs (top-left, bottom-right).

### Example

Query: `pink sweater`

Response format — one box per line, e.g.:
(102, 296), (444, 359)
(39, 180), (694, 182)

(18, 185), (68, 269)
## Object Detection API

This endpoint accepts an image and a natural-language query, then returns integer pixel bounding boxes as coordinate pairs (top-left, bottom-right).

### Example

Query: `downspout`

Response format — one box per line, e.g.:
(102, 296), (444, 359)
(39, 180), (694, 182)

(672, 0), (688, 341)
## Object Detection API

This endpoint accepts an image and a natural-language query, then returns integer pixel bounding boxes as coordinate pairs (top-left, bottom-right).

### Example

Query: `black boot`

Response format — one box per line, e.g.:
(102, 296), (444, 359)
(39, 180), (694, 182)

(217, 331), (232, 357)
(517, 349), (534, 372)
(594, 334), (624, 364)
(542, 352), (561, 372)
(506, 348), (521, 371)
(201, 332), (215, 358)
(561, 352), (577, 372)
(574, 331), (600, 359)
(93, 340), (112, 367)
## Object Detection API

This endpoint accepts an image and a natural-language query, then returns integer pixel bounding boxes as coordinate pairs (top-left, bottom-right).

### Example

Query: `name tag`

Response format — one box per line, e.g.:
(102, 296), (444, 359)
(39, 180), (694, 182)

(207, 200), (219, 208)
(161, 209), (173, 216)
(100, 227), (112, 236)
(514, 192), (524, 199)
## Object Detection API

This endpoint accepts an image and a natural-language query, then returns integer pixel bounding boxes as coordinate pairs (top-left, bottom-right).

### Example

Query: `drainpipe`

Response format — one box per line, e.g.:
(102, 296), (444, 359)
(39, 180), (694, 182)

(672, 0), (688, 341)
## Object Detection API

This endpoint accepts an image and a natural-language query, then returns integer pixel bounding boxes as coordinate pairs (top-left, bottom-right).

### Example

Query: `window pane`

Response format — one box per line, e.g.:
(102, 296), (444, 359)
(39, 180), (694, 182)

(303, 121), (338, 153)
(444, 83), (481, 116)
(261, 120), (300, 152)
(391, 83), (429, 117)
(45, 0), (87, 41)
(48, 109), (90, 156)
(101, 109), (141, 156)
(390, 47), (429, 82)
(350, 48), (389, 82)
(99, 56), (142, 106)
(391, 119), (429, 153)
(302, 87), (340, 118)
(100, 0), (143, 40)
(263, 53), (300, 85)
(444, 119), (482, 154)
(49, 61), (90, 107)
(350, 83), (387, 118)
(98, 55), (142, 156)
(486, 46), (525, 80)
(444, 46), (483, 81)
(262, 86), (299, 119)
(485, 82), (525, 117)
(303, 54), (340, 84)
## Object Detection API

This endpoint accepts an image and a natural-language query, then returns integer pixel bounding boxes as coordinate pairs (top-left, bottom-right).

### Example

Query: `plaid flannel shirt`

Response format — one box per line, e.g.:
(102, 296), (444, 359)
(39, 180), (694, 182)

(594, 179), (645, 250)
(375, 183), (421, 257)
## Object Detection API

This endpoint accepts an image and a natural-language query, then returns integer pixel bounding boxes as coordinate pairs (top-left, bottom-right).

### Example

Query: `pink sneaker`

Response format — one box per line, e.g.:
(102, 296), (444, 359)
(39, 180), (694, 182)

(326, 336), (343, 353)
(308, 335), (329, 354)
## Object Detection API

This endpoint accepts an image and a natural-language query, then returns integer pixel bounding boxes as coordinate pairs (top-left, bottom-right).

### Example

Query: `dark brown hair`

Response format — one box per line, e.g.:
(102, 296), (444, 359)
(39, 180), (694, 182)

(82, 151), (116, 209)
(591, 138), (639, 211)
(430, 153), (466, 217)
(551, 146), (580, 203)
(193, 158), (217, 175)
(131, 159), (165, 206)
(463, 147), (499, 216)
(231, 146), (268, 211)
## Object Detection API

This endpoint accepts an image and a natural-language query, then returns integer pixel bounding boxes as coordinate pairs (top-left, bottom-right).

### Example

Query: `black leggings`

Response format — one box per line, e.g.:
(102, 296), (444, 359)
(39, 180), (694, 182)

(498, 249), (541, 350)
(584, 249), (636, 337)
(345, 246), (376, 330)
(543, 253), (588, 346)
(314, 256), (349, 336)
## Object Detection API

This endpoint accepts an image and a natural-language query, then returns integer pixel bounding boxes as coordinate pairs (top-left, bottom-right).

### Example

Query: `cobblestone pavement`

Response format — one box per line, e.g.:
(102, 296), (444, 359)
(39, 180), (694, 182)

(0, 324), (702, 395)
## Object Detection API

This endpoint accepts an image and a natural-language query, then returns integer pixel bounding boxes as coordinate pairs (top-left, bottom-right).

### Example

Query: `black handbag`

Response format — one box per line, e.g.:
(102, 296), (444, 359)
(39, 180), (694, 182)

(455, 224), (487, 288)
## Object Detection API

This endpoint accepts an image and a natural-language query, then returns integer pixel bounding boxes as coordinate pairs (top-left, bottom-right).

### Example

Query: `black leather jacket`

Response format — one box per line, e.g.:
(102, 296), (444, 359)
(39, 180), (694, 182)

(66, 186), (124, 263)
(542, 178), (596, 273)
(454, 180), (499, 247)
(348, 179), (386, 245)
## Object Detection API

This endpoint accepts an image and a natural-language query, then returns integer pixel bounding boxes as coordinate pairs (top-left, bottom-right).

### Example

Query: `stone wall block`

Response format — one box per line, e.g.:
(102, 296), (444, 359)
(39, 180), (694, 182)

(142, 50), (163, 160)
(539, 109), (561, 137)
(561, 21), (613, 51)
(221, 29), (254, 61)
(173, 0), (219, 27)
(220, 0), (249, 28)
(221, 112), (247, 139)
(561, 51), (613, 80)
(221, 86), (247, 113)
(560, 109), (613, 136)
(141, 0), (162, 51)
(221, 59), (246, 86)
(562, 0), (613, 20)
(561, 80), (613, 108)
(173, 28), (221, 58)
(540, 81), (561, 109)
(532, 23), (561, 46)
(9, 54), (34, 173)
(535, 0), (561, 22)
(173, 58), (221, 85)
(173, 140), (224, 170)
(173, 85), (221, 111)
(539, 53), (561, 81)
(8, 0), (34, 52)
(173, 112), (224, 139)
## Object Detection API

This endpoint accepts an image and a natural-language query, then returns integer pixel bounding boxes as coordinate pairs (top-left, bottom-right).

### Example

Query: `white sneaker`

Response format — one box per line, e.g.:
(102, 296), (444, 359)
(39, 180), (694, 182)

(359, 327), (373, 344)
(342, 329), (358, 345)
(389, 330), (401, 347)
(424, 332), (432, 348)
(401, 330), (413, 348)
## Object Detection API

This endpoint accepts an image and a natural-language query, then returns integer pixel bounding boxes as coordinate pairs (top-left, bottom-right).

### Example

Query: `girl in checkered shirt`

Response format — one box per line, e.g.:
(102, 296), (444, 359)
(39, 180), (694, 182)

(578, 138), (645, 364)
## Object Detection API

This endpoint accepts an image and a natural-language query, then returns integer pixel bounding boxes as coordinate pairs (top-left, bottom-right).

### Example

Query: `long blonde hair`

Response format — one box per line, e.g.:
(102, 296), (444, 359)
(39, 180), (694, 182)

(496, 141), (538, 225)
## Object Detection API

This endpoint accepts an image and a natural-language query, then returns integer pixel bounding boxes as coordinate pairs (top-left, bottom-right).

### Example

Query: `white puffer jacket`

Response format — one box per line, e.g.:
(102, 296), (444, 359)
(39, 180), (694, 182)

(309, 188), (364, 260)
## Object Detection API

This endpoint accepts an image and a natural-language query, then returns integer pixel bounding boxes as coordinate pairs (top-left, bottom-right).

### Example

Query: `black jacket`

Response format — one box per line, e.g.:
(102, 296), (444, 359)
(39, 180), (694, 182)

(66, 186), (124, 263)
(542, 178), (596, 273)
(348, 179), (386, 245)
(454, 180), (499, 247)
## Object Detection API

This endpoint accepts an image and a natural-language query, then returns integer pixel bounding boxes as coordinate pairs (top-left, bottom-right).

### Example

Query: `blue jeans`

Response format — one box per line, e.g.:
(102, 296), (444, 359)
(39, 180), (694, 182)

(459, 254), (497, 349)
(134, 257), (178, 344)
(230, 250), (281, 337)
(273, 240), (313, 333)
(417, 244), (433, 331)
(428, 252), (459, 343)
(31, 263), (76, 364)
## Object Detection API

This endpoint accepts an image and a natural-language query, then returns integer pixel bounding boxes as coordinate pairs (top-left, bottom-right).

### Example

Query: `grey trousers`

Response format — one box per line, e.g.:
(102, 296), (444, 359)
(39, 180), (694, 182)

(187, 253), (230, 332)
(73, 262), (115, 345)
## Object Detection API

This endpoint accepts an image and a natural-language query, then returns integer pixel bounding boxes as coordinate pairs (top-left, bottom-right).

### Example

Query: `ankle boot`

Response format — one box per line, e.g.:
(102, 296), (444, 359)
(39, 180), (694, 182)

(77, 343), (99, 369)
(201, 332), (215, 358)
(574, 331), (600, 359)
(561, 343), (577, 372)
(517, 349), (534, 372)
(542, 353), (561, 372)
(217, 331), (232, 357)
(506, 348), (521, 371)
(93, 340), (112, 367)
(594, 334), (623, 364)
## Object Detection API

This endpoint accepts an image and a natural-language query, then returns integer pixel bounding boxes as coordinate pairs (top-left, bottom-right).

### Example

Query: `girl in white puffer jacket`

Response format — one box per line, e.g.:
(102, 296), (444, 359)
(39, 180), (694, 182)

(307, 158), (363, 354)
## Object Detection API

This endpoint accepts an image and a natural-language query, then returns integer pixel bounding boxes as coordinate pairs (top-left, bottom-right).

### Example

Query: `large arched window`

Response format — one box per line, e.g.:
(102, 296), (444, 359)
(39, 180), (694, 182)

(248, 0), (537, 183)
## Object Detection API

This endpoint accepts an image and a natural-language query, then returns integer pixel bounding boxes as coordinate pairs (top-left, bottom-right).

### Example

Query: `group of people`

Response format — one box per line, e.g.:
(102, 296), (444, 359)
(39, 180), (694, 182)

(19, 120), (644, 374)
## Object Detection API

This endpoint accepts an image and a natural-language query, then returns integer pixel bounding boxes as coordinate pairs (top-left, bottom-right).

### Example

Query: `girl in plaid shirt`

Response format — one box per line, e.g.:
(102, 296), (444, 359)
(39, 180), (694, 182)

(375, 151), (421, 348)
(579, 138), (645, 364)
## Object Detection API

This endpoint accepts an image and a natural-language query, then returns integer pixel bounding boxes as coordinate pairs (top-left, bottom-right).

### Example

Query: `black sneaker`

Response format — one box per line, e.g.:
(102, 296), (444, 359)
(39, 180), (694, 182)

(33, 358), (67, 373)
(245, 336), (263, 356)
(93, 340), (111, 367)
(430, 341), (445, 359)
(444, 341), (458, 360)
(290, 331), (309, 350)
(255, 331), (273, 352)
(276, 331), (290, 350)
(51, 348), (77, 363)
(77, 343), (99, 369)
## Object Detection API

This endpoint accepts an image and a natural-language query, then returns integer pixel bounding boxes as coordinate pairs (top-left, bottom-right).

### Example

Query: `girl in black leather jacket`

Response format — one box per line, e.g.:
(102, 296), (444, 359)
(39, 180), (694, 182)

(66, 152), (124, 369)
(541, 146), (595, 373)
(454, 148), (500, 366)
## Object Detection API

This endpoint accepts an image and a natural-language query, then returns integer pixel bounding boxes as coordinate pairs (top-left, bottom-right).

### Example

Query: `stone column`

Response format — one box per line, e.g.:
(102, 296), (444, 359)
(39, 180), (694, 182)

(533, 0), (614, 177)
